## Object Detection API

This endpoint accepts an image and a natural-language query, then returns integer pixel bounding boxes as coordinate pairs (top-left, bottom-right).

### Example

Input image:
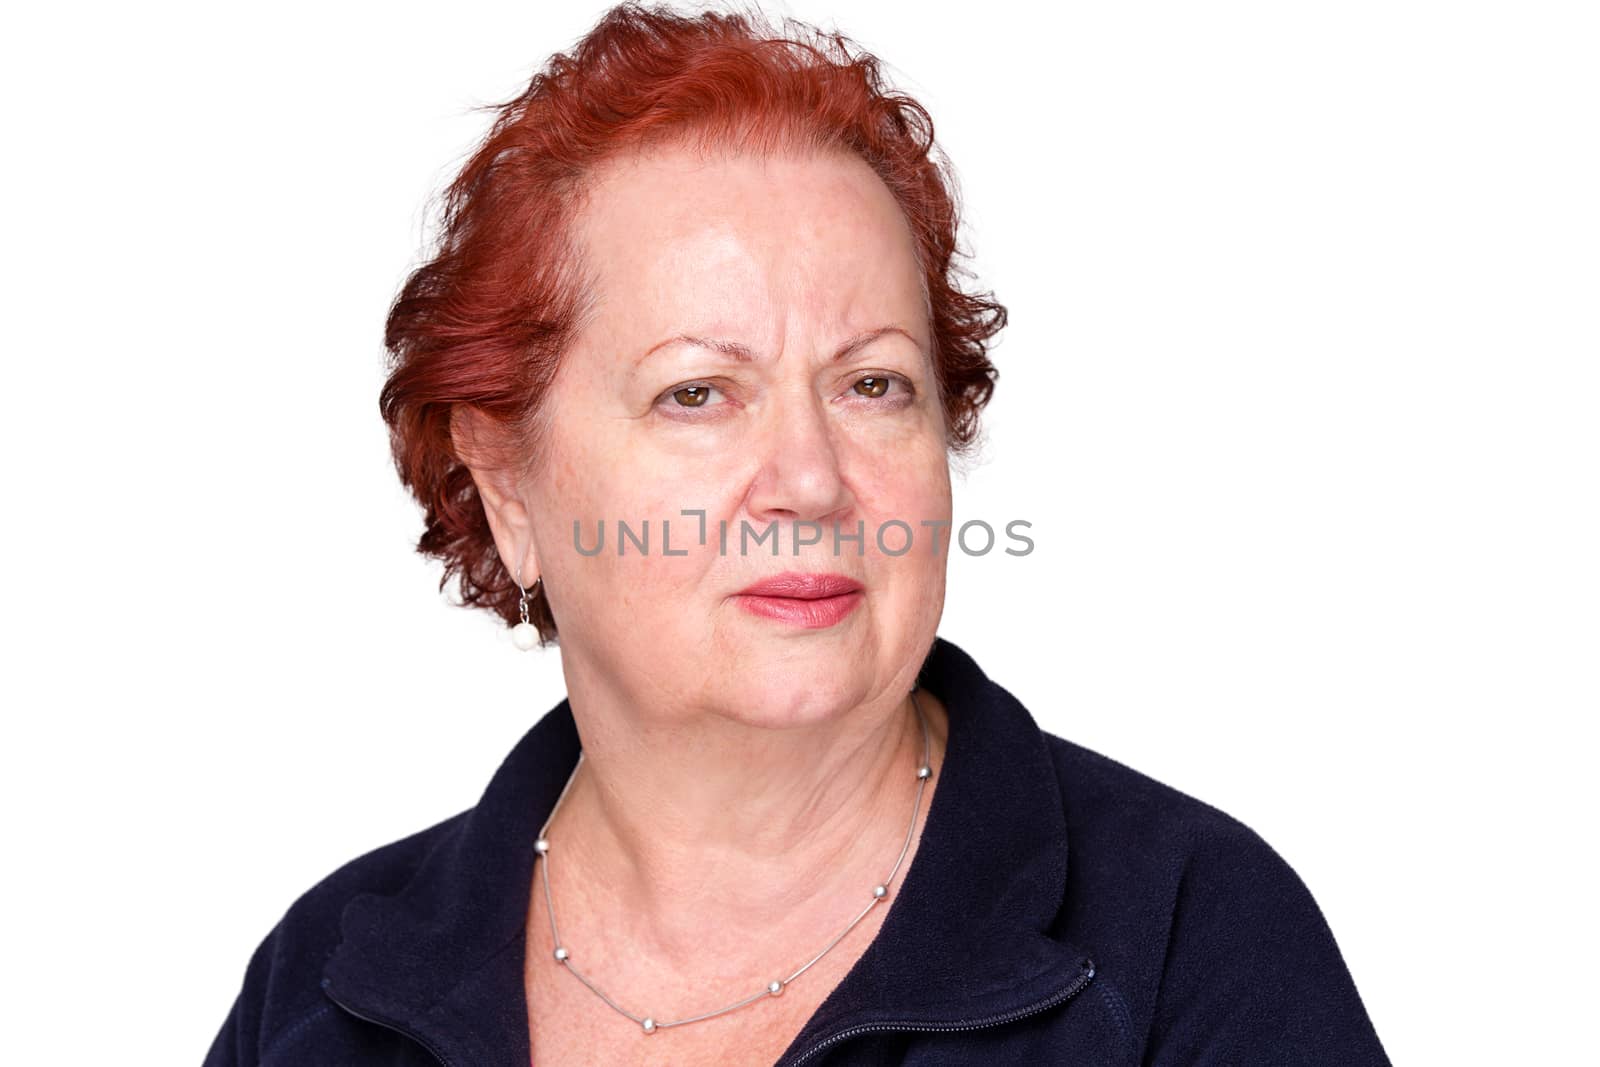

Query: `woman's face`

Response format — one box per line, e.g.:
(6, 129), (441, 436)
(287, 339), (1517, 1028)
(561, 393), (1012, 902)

(517, 146), (950, 725)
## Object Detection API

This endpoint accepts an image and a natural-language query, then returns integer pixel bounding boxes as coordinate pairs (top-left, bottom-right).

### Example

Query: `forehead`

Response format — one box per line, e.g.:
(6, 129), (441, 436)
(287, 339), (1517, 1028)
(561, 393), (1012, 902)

(569, 145), (927, 342)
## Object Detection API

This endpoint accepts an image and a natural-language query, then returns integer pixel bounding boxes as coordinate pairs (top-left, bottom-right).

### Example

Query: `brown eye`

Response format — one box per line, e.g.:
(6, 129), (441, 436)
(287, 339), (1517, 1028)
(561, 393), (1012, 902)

(853, 376), (890, 398)
(672, 385), (712, 407)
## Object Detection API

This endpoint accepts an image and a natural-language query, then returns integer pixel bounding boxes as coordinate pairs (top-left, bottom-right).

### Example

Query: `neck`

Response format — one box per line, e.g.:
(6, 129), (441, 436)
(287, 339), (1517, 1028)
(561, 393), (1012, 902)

(542, 666), (948, 976)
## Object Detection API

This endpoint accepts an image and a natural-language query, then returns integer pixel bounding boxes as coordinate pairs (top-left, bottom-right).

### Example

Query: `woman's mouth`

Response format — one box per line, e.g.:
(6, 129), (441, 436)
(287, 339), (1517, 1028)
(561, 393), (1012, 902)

(731, 572), (865, 629)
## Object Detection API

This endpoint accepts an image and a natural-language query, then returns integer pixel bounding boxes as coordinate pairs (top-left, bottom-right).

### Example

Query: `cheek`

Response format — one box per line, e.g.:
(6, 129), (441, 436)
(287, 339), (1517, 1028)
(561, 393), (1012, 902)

(535, 422), (736, 619)
(846, 432), (951, 525)
(845, 440), (951, 610)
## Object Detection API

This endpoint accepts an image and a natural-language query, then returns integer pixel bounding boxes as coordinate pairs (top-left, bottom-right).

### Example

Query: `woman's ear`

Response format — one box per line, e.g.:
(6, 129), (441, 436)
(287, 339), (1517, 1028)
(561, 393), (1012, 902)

(451, 405), (540, 584)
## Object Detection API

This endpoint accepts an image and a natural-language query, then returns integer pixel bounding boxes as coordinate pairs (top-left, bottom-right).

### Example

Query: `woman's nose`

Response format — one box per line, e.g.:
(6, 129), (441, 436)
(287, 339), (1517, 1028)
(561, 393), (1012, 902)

(744, 385), (853, 526)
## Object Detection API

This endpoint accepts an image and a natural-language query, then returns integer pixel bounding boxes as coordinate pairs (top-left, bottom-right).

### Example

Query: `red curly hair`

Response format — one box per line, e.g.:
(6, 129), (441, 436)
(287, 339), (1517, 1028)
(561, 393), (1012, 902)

(378, 1), (1005, 644)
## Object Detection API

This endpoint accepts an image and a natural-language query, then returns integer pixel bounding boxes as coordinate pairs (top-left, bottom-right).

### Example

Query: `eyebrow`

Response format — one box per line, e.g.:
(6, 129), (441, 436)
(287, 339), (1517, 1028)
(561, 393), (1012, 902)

(636, 325), (918, 367)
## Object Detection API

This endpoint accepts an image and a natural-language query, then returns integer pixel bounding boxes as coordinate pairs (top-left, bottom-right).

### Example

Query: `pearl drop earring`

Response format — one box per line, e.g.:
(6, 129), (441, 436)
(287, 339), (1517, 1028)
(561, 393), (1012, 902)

(512, 567), (543, 651)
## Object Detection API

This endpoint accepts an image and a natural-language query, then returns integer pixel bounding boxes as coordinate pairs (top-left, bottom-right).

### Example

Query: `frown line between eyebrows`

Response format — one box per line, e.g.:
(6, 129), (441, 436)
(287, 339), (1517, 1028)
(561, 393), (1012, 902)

(634, 325), (920, 369)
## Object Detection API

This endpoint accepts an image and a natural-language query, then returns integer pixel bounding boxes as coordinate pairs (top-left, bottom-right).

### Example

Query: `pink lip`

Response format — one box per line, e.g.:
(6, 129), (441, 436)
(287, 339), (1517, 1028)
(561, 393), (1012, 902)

(736, 572), (864, 599)
(732, 572), (865, 629)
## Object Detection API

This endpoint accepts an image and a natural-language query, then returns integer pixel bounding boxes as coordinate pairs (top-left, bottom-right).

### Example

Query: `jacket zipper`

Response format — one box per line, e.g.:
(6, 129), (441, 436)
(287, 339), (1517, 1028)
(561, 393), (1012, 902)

(782, 960), (1096, 1067)
(321, 962), (1094, 1067)
(320, 980), (456, 1067)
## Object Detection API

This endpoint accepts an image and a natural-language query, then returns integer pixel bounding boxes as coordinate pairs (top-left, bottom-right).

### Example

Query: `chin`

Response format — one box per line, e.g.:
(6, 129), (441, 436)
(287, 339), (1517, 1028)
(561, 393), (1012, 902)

(710, 670), (872, 730)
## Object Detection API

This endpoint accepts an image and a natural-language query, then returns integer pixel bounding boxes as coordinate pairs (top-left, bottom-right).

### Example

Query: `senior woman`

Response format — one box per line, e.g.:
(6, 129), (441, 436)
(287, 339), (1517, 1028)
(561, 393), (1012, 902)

(206, 5), (1390, 1066)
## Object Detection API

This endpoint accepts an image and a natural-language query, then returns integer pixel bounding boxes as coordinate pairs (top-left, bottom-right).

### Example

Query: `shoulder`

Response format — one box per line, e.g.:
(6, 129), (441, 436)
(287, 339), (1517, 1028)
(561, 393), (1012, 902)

(1041, 731), (1283, 870)
(1040, 730), (1321, 931)
(1039, 734), (1388, 1063)
(274, 806), (468, 949)
(205, 810), (468, 1065)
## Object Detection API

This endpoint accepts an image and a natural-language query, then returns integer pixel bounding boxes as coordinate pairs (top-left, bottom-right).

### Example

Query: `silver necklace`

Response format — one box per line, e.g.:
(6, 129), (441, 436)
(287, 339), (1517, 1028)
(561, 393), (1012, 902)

(532, 688), (934, 1035)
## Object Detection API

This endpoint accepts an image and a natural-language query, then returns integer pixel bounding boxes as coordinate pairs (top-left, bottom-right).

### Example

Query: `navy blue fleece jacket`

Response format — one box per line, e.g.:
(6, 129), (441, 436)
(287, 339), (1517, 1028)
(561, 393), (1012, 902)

(204, 635), (1391, 1065)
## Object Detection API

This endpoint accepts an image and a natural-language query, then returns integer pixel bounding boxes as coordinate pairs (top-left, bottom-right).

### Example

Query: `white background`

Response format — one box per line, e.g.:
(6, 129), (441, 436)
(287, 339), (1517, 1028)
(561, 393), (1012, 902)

(3, 1), (1595, 1062)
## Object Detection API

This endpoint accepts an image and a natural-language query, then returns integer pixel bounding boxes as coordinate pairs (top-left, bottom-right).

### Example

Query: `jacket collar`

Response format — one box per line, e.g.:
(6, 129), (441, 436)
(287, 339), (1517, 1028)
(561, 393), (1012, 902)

(321, 636), (1095, 1066)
